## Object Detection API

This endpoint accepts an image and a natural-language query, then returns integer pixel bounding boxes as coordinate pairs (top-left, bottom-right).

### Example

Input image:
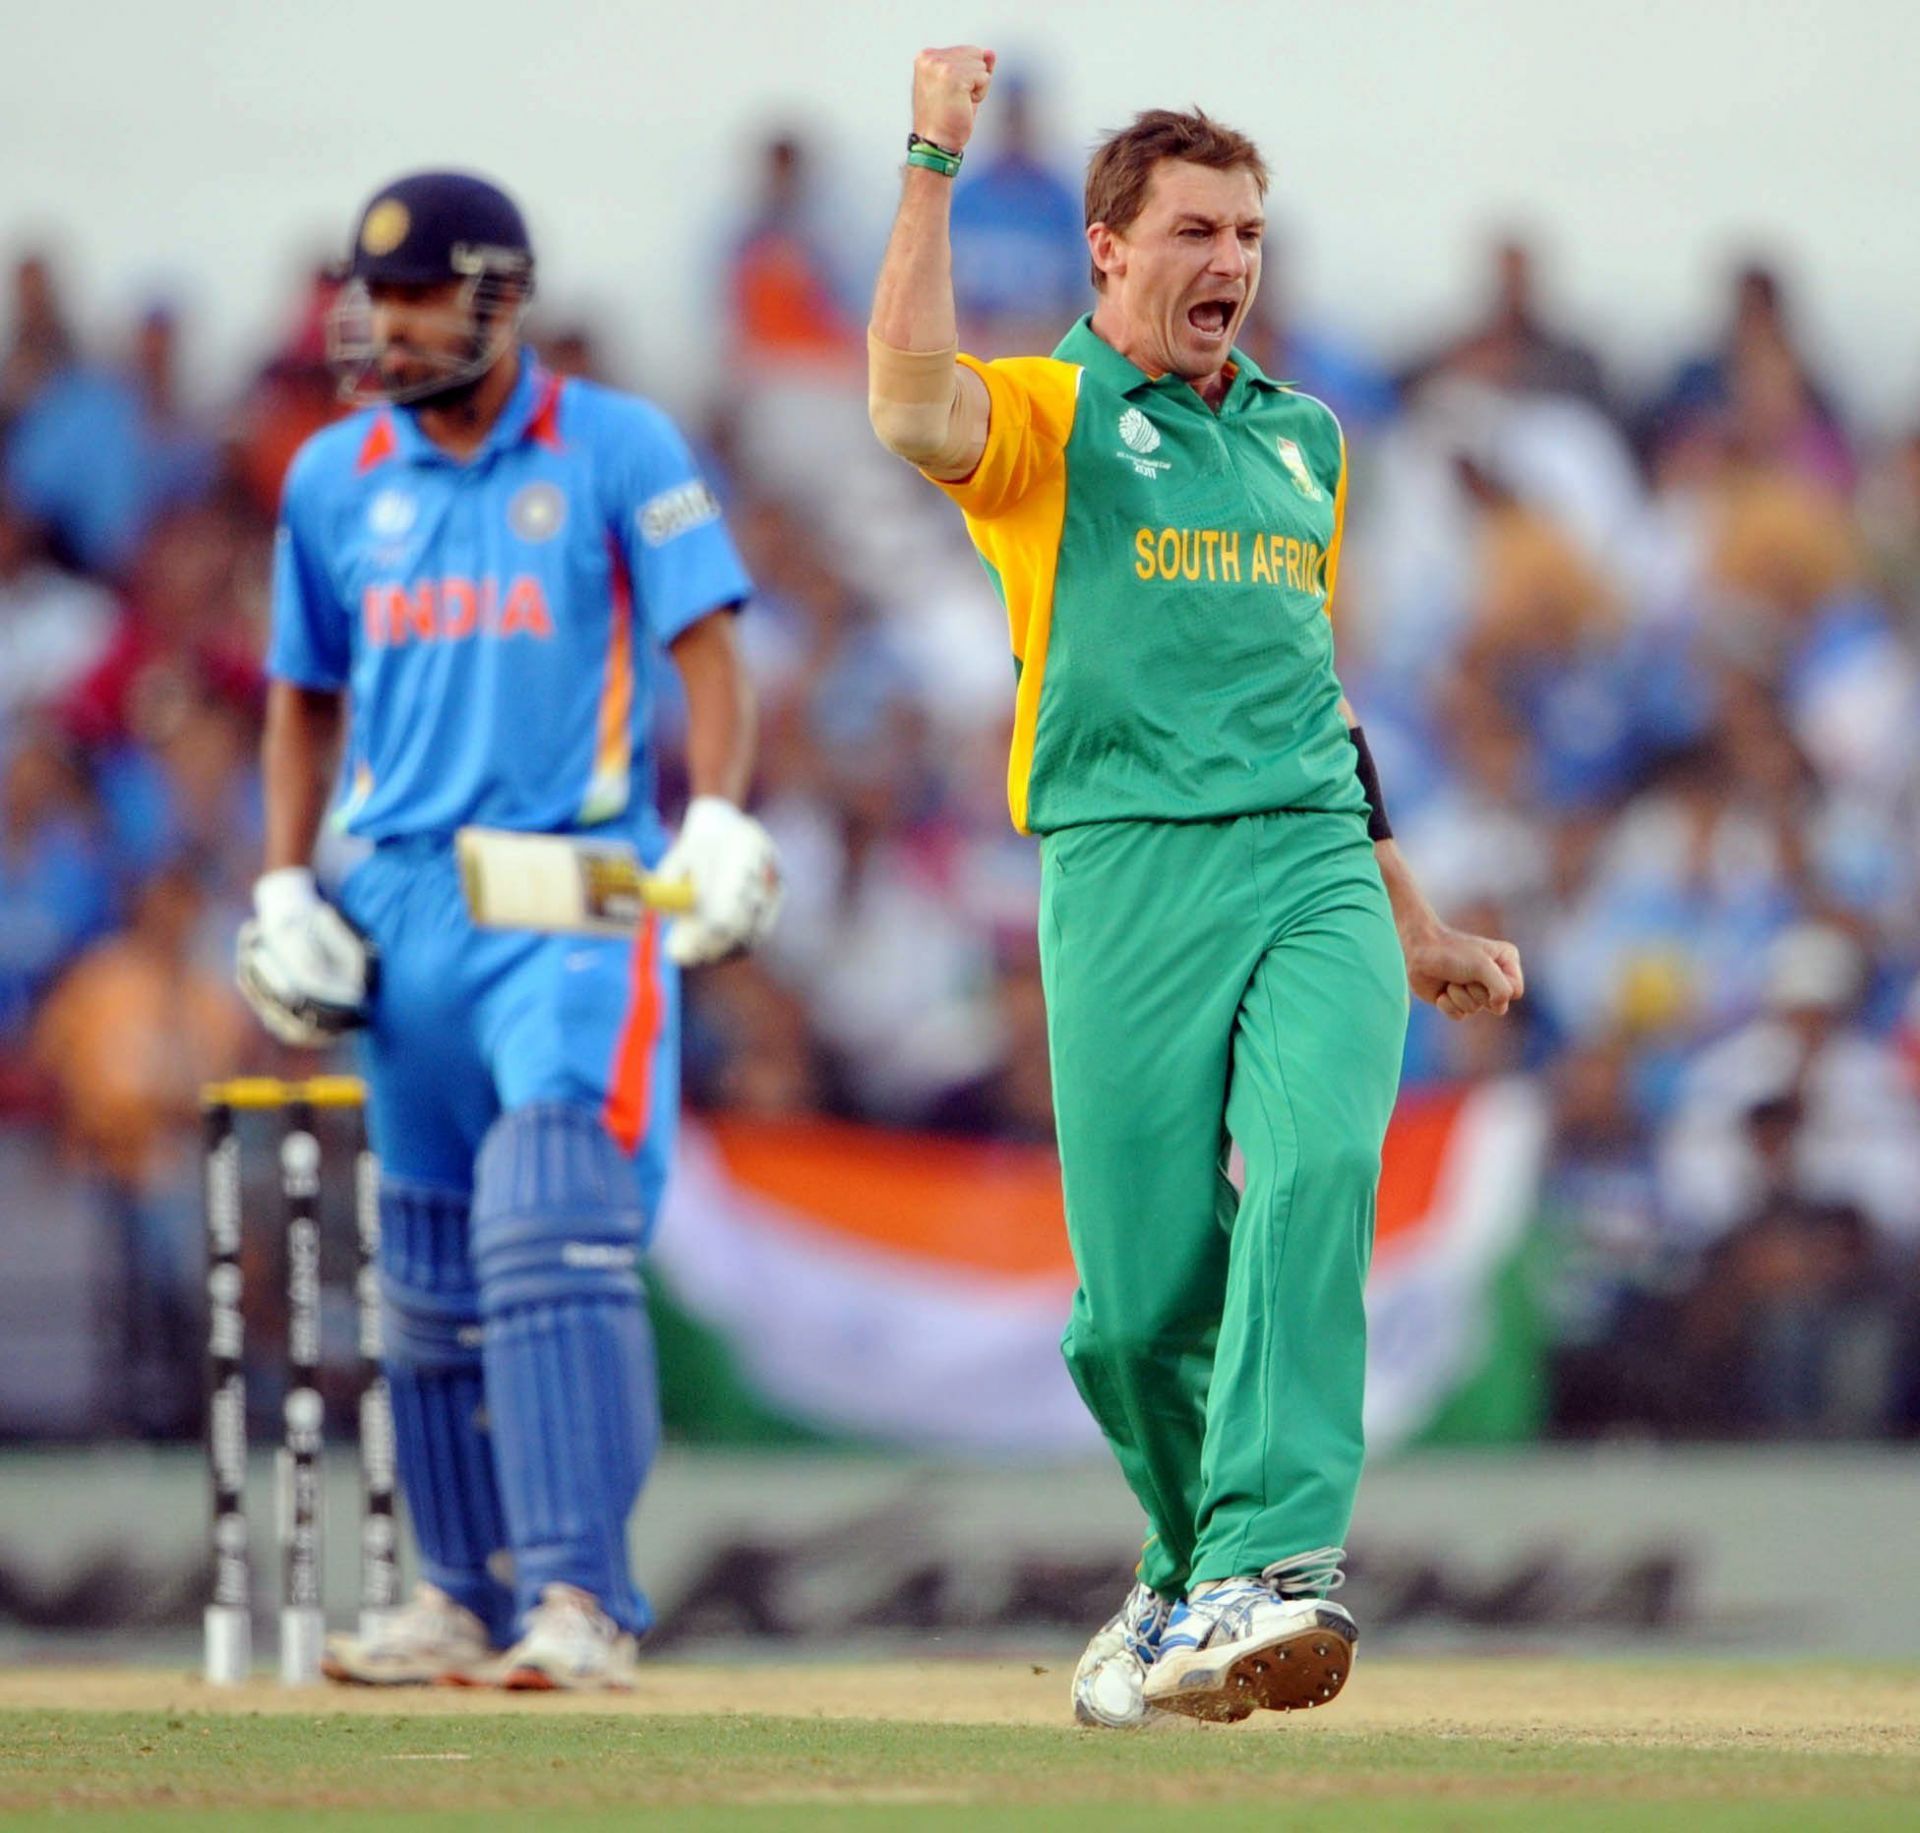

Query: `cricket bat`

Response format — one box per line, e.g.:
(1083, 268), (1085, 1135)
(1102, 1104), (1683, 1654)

(455, 826), (694, 935)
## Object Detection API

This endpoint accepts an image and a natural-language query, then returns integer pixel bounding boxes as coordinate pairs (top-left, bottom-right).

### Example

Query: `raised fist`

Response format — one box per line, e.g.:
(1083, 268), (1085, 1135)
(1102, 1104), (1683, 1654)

(913, 45), (995, 154)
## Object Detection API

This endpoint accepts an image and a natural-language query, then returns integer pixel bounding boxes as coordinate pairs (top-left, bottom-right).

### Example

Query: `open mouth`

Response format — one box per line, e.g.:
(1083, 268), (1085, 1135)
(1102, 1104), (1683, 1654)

(1186, 299), (1235, 338)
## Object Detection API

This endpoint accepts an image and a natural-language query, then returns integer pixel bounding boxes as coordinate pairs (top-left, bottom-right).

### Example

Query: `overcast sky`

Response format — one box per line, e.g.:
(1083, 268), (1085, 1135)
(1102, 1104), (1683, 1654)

(4, 0), (1916, 424)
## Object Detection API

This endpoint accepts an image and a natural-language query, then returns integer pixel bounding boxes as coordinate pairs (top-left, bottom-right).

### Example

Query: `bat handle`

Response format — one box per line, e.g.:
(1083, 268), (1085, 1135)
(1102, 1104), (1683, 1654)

(640, 874), (697, 915)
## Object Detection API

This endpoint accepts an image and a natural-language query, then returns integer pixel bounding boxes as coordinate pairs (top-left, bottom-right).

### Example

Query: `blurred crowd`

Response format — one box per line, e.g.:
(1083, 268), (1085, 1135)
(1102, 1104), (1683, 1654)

(5, 83), (1920, 1440)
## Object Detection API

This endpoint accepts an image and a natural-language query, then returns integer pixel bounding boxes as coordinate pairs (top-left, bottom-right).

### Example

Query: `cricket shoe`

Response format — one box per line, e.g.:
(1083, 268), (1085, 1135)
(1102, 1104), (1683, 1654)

(320, 1582), (497, 1686)
(1142, 1547), (1355, 1723)
(498, 1583), (639, 1692)
(1072, 1581), (1175, 1729)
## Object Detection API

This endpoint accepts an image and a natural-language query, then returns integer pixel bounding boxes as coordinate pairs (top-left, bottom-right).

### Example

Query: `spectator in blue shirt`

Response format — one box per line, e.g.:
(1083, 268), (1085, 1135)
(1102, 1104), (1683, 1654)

(5, 303), (216, 577)
(0, 251), (77, 435)
(948, 72), (1087, 357)
(0, 727), (114, 1048)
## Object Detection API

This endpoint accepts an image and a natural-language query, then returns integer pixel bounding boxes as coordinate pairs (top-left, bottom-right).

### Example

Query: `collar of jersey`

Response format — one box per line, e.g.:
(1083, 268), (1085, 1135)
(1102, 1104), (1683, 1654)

(386, 350), (549, 467)
(1052, 314), (1288, 410)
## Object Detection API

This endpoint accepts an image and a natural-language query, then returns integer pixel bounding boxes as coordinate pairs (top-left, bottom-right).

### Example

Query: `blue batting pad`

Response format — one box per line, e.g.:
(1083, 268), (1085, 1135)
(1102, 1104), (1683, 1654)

(379, 1177), (513, 1644)
(471, 1104), (659, 1635)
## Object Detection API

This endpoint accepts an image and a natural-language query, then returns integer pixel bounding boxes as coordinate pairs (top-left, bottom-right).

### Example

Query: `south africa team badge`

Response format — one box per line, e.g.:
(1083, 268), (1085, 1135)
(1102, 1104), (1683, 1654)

(1276, 437), (1322, 501)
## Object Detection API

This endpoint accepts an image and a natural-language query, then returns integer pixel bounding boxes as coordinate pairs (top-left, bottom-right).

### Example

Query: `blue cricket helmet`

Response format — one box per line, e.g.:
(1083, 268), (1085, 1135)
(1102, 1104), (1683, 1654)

(348, 170), (535, 287)
(329, 171), (536, 405)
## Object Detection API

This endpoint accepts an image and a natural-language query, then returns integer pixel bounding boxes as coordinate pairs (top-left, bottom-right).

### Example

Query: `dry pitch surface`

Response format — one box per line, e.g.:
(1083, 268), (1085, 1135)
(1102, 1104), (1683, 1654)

(2, 1659), (1917, 1829)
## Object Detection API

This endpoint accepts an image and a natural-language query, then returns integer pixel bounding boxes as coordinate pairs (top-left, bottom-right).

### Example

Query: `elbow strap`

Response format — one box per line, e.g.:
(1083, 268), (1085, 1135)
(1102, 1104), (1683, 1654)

(1349, 724), (1393, 843)
(866, 331), (976, 471)
(866, 329), (961, 406)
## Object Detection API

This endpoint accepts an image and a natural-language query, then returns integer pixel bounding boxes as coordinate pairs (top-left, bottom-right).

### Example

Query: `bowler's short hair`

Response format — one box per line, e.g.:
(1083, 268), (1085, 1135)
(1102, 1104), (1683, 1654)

(1084, 109), (1270, 289)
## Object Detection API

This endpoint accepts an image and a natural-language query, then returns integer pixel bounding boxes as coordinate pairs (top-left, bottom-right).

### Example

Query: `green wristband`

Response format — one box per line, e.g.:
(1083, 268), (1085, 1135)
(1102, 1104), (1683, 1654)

(905, 134), (963, 178)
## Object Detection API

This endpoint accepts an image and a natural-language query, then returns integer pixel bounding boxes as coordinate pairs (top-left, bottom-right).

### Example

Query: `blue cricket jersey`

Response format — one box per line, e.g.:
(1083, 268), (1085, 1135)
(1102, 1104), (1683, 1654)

(268, 355), (749, 847)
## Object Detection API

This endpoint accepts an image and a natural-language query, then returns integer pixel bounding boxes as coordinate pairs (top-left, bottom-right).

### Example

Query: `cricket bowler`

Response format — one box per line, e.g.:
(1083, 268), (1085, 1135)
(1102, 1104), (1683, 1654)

(868, 49), (1523, 1726)
(236, 171), (780, 1688)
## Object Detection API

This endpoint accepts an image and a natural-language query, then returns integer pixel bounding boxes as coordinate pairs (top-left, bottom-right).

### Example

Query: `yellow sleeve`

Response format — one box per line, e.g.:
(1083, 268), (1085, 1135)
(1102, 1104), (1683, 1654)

(1323, 429), (1349, 622)
(926, 356), (1081, 523)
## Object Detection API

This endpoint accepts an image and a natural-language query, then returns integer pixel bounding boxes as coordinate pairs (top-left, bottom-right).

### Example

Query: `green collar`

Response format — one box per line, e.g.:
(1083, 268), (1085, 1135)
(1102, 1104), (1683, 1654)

(1051, 313), (1290, 408)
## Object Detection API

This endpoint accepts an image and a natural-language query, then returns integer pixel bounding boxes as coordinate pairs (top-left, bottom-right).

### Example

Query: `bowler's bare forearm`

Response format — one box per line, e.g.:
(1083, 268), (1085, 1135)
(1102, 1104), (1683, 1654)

(1337, 693), (1440, 942)
(867, 174), (991, 476)
(868, 47), (995, 478)
(669, 610), (756, 805)
(262, 680), (345, 872)
(1372, 838), (1444, 943)
(871, 168), (963, 355)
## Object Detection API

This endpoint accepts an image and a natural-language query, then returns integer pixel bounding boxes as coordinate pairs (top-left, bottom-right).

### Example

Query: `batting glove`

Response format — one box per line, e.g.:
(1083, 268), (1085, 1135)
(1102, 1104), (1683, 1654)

(235, 866), (374, 1047)
(656, 796), (783, 967)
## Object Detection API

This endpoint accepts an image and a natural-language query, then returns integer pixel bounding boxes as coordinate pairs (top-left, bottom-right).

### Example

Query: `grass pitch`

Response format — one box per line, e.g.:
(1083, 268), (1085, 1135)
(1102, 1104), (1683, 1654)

(1, 1659), (1916, 1829)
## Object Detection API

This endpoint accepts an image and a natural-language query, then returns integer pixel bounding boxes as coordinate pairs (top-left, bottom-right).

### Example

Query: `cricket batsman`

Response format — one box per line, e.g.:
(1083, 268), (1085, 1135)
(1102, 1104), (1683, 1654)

(235, 171), (779, 1688)
(868, 51), (1523, 1726)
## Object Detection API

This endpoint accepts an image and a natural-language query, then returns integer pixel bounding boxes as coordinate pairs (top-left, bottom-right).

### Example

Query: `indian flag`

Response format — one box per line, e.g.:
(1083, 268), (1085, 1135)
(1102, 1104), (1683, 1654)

(650, 1078), (1549, 1455)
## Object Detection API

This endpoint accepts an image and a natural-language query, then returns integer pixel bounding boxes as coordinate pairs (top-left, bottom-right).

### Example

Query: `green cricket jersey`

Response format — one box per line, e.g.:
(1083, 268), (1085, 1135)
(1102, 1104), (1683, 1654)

(930, 315), (1366, 835)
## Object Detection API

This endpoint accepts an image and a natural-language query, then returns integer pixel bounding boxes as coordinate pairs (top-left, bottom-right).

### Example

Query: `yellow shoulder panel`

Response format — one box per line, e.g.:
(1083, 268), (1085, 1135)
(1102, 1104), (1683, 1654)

(926, 357), (1080, 833)
(927, 356), (1081, 524)
(1323, 429), (1350, 622)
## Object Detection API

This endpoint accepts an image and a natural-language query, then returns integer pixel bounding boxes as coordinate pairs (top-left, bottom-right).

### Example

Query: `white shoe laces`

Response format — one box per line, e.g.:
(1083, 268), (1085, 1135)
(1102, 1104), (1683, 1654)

(1117, 1582), (1172, 1665)
(1260, 1546), (1347, 1599)
(1177, 1547), (1348, 1645)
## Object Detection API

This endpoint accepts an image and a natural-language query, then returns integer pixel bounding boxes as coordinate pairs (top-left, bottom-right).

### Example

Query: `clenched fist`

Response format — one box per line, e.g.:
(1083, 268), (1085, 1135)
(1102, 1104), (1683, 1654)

(913, 45), (995, 153)
(1404, 924), (1526, 1022)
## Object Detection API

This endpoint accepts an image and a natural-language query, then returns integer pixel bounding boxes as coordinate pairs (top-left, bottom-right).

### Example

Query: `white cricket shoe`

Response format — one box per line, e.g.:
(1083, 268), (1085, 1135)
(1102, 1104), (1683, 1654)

(321, 1583), (497, 1686)
(498, 1583), (639, 1692)
(1072, 1580), (1175, 1729)
(1142, 1548), (1356, 1723)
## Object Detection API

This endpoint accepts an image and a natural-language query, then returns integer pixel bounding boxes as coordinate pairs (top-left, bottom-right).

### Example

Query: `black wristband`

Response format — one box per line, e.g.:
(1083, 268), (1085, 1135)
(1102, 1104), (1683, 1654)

(1349, 724), (1393, 843)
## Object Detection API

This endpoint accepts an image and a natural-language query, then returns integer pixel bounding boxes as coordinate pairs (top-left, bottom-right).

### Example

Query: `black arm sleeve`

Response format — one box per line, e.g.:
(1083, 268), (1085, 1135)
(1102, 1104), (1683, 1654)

(1349, 724), (1393, 843)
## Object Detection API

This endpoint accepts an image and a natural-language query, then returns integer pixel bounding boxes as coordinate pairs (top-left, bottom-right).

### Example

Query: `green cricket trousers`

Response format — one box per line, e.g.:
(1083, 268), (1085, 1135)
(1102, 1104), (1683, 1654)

(1039, 809), (1408, 1598)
